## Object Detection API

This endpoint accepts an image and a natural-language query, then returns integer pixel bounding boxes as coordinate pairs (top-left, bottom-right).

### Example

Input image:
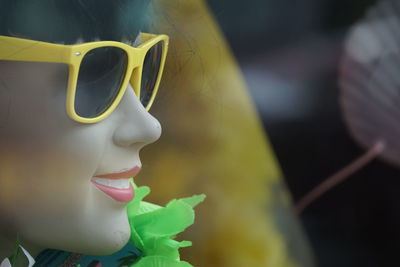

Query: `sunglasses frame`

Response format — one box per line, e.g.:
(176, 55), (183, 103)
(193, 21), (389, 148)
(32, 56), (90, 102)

(0, 33), (169, 123)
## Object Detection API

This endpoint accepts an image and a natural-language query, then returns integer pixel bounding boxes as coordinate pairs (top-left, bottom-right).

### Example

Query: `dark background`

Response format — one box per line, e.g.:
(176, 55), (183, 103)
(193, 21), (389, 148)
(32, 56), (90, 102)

(206, 1), (400, 267)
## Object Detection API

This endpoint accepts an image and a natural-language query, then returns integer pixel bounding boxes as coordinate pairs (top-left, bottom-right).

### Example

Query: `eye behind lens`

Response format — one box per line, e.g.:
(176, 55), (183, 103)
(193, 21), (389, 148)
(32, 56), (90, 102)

(140, 41), (163, 108)
(75, 47), (128, 118)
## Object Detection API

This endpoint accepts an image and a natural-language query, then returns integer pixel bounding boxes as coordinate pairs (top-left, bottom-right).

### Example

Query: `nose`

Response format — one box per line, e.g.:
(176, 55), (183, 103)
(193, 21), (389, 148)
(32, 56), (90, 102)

(112, 86), (162, 148)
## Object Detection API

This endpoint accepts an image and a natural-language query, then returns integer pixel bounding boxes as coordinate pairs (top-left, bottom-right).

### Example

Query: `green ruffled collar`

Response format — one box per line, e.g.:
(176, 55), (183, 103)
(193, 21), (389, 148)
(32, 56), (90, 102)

(120, 185), (205, 267)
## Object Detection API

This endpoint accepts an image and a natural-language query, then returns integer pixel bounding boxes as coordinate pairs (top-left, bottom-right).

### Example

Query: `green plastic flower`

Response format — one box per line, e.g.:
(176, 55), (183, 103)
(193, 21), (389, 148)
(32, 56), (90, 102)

(123, 185), (205, 267)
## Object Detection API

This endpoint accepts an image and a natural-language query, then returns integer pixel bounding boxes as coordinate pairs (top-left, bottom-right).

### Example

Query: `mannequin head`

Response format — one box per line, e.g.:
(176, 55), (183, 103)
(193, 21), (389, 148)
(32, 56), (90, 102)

(0, 0), (162, 257)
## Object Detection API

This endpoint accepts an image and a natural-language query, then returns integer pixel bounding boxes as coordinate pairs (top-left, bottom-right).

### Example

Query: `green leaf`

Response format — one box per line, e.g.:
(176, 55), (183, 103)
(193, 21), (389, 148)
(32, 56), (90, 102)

(124, 185), (204, 266)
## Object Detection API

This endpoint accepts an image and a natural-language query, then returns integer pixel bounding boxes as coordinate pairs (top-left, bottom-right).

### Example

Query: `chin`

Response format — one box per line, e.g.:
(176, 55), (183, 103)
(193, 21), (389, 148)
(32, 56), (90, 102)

(77, 223), (132, 256)
(75, 197), (133, 255)
(17, 188), (134, 255)
(44, 215), (133, 256)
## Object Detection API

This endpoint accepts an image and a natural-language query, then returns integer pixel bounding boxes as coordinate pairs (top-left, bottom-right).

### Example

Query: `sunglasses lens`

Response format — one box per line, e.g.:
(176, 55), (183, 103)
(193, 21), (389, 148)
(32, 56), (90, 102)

(140, 41), (163, 108)
(75, 47), (127, 118)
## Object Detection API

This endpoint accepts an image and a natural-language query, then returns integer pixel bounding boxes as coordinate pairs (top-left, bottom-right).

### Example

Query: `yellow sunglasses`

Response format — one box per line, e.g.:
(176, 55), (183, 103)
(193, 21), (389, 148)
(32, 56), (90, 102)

(0, 33), (169, 123)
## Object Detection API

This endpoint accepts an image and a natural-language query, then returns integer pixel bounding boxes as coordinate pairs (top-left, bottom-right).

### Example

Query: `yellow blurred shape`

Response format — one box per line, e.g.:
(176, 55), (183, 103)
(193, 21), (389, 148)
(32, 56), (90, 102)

(138, 1), (314, 266)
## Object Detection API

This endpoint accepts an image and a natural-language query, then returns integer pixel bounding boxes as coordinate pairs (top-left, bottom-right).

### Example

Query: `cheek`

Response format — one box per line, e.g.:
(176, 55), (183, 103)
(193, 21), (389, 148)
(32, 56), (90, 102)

(0, 63), (98, 202)
(0, 61), (68, 133)
(0, 127), (130, 254)
(0, 127), (103, 215)
(0, 62), (132, 253)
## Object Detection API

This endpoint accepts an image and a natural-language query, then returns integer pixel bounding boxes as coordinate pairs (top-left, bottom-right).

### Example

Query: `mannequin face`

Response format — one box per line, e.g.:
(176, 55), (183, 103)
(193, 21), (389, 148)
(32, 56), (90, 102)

(0, 60), (161, 254)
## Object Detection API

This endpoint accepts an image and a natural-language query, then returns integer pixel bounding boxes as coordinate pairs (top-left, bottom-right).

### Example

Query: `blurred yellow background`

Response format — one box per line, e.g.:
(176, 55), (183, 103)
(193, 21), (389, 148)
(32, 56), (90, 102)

(138, 1), (314, 266)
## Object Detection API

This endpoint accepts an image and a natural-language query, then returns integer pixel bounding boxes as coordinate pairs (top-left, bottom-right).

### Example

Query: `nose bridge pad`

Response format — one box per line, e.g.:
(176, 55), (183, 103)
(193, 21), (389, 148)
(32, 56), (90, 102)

(130, 67), (142, 100)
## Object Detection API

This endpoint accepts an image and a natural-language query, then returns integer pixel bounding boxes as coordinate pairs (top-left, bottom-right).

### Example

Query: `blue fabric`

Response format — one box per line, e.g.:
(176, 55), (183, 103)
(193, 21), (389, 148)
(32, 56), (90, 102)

(34, 242), (142, 267)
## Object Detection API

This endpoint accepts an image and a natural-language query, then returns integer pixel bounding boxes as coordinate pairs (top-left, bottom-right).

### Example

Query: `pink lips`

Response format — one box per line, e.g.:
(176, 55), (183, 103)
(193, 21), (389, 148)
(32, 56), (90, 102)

(91, 166), (141, 203)
(91, 181), (134, 203)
